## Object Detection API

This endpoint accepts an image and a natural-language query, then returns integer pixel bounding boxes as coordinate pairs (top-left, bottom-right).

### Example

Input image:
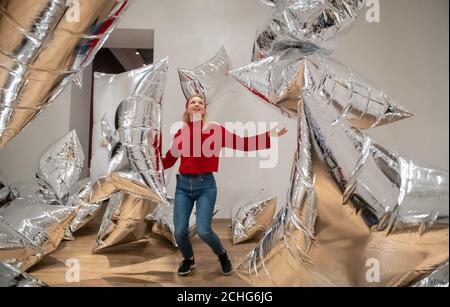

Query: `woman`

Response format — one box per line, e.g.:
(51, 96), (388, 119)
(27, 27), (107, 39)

(162, 95), (288, 276)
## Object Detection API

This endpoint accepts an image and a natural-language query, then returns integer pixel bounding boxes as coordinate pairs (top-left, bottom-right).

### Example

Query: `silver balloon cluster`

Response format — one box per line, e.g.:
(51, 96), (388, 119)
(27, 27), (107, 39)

(91, 58), (171, 253)
(178, 47), (232, 103)
(231, 195), (277, 244)
(0, 261), (47, 287)
(230, 0), (448, 287)
(0, 0), (133, 148)
(0, 130), (98, 273)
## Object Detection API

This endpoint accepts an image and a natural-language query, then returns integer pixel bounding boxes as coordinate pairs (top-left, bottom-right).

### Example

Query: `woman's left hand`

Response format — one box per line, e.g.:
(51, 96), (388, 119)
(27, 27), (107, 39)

(269, 126), (288, 137)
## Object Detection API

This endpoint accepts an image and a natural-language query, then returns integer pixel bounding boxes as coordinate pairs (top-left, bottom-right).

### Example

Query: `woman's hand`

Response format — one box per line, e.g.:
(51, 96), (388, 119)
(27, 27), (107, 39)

(269, 126), (288, 137)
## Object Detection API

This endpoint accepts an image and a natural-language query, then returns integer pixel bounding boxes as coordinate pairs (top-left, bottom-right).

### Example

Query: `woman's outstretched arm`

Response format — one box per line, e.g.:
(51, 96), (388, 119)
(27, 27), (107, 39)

(220, 125), (271, 152)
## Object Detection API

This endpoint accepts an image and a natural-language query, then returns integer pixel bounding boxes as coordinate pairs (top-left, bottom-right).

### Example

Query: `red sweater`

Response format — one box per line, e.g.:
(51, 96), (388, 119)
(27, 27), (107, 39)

(161, 121), (271, 174)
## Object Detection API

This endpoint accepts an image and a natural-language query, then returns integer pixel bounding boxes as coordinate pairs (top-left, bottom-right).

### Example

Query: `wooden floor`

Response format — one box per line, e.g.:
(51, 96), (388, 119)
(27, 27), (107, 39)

(30, 219), (258, 287)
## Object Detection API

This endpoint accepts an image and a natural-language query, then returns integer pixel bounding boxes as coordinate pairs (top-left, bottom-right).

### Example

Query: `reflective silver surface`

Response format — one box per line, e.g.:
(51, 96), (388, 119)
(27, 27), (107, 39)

(0, 0), (133, 148)
(0, 261), (47, 287)
(178, 47), (232, 103)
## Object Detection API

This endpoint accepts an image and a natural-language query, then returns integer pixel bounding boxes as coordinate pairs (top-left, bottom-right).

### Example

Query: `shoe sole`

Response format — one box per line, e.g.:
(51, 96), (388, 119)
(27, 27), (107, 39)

(178, 264), (197, 276)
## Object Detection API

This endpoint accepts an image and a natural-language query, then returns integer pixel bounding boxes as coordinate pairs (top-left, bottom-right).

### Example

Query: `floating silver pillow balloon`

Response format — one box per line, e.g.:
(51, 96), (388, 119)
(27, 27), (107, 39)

(231, 196), (277, 244)
(252, 0), (365, 60)
(178, 47), (233, 103)
(92, 192), (157, 253)
(230, 50), (413, 128)
(0, 198), (77, 271)
(0, 0), (133, 148)
(0, 261), (47, 287)
(0, 217), (41, 261)
(36, 130), (85, 202)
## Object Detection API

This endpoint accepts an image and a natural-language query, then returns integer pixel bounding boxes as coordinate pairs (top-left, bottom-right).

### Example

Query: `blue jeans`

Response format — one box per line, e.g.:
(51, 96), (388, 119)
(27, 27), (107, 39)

(174, 173), (225, 259)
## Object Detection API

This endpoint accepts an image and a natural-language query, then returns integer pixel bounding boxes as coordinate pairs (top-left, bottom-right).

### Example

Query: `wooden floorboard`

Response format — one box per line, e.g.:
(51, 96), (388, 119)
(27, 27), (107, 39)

(29, 219), (259, 287)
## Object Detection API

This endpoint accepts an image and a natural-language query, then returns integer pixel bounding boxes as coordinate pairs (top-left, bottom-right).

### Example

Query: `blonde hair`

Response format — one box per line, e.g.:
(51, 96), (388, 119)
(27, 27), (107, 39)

(182, 95), (208, 124)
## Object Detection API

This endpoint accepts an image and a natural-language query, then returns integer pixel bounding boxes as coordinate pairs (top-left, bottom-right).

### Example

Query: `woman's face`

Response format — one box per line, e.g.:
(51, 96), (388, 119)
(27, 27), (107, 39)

(186, 96), (206, 121)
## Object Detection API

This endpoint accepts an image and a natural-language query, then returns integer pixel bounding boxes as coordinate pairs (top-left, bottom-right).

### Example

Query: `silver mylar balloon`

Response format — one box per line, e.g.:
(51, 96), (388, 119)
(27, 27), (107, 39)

(90, 171), (164, 205)
(0, 0), (134, 148)
(237, 101), (448, 286)
(178, 47), (232, 103)
(252, 0), (365, 60)
(92, 192), (157, 253)
(100, 114), (118, 153)
(0, 217), (41, 261)
(0, 261), (47, 287)
(65, 177), (100, 234)
(0, 198), (77, 271)
(230, 50), (413, 128)
(231, 196), (277, 244)
(411, 263), (449, 287)
(36, 130), (85, 202)
(0, 171), (14, 207)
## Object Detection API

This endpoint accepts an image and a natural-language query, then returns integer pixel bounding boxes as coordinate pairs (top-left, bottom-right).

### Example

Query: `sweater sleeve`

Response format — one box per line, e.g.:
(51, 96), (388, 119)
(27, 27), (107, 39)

(161, 129), (182, 170)
(221, 125), (271, 152)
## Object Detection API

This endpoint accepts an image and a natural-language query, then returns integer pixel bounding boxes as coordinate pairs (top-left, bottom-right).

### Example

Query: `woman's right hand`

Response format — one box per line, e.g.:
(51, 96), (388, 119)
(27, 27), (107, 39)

(269, 126), (288, 138)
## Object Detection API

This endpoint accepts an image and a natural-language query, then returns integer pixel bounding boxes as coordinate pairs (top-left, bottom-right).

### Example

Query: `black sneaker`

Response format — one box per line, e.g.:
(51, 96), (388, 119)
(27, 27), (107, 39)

(178, 258), (196, 276)
(218, 252), (233, 275)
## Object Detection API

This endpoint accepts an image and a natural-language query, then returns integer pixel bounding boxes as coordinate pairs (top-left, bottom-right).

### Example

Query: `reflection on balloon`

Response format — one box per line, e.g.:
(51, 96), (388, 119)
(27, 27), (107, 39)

(231, 196), (277, 244)
(0, 198), (77, 271)
(0, 217), (41, 261)
(252, 0), (365, 60)
(36, 130), (85, 203)
(412, 263), (449, 287)
(65, 177), (100, 234)
(0, 0), (133, 148)
(92, 192), (157, 253)
(230, 50), (413, 128)
(0, 261), (47, 287)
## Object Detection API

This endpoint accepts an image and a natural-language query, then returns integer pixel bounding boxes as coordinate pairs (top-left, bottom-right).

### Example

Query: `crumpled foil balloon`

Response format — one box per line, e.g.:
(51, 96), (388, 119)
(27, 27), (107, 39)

(0, 198), (77, 271)
(146, 198), (196, 247)
(0, 0), (133, 148)
(178, 47), (232, 103)
(231, 196), (277, 244)
(230, 50), (413, 128)
(0, 261), (47, 287)
(411, 263), (449, 287)
(115, 58), (168, 206)
(0, 217), (41, 260)
(236, 100), (448, 286)
(0, 171), (14, 207)
(146, 198), (221, 247)
(91, 64), (161, 181)
(65, 177), (99, 234)
(92, 192), (157, 253)
(36, 130), (85, 202)
(252, 0), (365, 60)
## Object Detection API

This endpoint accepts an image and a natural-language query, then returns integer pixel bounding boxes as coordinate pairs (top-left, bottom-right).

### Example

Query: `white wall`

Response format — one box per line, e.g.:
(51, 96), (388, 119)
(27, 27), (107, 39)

(0, 0), (448, 218)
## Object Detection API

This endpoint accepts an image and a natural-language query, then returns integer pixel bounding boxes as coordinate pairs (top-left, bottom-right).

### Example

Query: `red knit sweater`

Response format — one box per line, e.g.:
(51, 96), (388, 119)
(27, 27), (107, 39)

(162, 121), (271, 174)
